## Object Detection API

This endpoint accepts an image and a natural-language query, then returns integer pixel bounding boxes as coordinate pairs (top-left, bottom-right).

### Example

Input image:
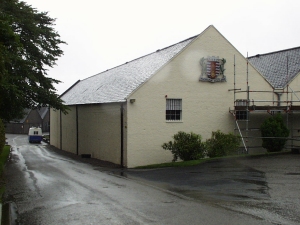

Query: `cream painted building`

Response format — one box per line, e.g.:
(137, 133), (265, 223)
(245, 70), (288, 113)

(50, 25), (300, 168)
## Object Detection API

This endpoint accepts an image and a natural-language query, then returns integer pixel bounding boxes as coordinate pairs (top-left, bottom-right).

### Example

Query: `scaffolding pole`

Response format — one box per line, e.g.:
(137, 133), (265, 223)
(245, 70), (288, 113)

(236, 120), (248, 153)
(286, 55), (289, 129)
(234, 55), (237, 138)
(246, 52), (249, 152)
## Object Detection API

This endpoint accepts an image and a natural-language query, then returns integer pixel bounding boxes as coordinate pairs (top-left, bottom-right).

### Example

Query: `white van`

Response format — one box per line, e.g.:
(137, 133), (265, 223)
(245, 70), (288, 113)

(28, 127), (43, 143)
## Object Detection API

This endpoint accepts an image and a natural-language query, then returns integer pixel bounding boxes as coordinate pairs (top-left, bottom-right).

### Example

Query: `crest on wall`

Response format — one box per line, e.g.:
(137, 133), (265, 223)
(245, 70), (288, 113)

(199, 56), (226, 82)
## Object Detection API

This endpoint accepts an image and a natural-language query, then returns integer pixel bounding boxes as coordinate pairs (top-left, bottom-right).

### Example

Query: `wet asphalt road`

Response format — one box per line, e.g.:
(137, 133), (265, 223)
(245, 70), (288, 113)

(3, 134), (300, 225)
(124, 154), (300, 225)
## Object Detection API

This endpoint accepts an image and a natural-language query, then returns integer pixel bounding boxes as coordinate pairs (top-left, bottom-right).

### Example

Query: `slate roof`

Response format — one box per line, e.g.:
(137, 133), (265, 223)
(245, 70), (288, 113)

(61, 37), (196, 105)
(248, 47), (300, 89)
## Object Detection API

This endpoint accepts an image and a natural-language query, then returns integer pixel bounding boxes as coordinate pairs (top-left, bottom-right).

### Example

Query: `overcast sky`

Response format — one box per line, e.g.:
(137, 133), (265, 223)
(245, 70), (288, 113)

(23, 0), (300, 94)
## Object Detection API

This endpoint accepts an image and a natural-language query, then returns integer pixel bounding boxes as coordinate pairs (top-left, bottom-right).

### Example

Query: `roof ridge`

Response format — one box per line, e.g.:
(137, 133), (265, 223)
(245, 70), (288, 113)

(60, 25), (213, 105)
(154, 35), (198, 52)
(80, 35), (198, 82)
(248, 46), (300, 58)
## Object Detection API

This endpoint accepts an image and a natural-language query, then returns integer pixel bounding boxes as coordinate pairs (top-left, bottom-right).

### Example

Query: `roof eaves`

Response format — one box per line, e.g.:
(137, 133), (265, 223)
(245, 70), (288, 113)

(248, 46), (300, 59)
(60, 80), (81, 98)
(66, 99), (127, 107)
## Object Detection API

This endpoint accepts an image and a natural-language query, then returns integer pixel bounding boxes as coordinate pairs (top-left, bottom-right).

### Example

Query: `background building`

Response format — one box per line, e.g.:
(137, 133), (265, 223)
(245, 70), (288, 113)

(5, 107), (50, 134)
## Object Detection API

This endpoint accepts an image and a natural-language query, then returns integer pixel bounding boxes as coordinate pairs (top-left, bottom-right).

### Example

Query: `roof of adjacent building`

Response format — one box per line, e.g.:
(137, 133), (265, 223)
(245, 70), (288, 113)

(9, 107), (49, 123)
(248, 47), (300, 89)
(38, 107), (49, 119)
(14, 108), (31, 123)
(61, 36), (196, 105)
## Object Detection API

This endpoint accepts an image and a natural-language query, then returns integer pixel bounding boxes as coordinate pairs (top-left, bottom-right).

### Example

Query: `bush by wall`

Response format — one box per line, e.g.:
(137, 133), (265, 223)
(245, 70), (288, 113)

(162, 131), (205, 162)
(260, 113), (289, 152)
(205, 130), (241, 158)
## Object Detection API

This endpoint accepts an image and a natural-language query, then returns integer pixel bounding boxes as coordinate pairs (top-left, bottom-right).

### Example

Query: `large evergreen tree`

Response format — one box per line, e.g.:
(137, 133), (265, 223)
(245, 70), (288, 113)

(0, 0), (68, 122)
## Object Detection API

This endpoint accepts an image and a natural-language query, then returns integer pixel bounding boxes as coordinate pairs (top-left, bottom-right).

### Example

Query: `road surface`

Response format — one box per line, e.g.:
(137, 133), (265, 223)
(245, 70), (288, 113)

(3, 134), (279, 224)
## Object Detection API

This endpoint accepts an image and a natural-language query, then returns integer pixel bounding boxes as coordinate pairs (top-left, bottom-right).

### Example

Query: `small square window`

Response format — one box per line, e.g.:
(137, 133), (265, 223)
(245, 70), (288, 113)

(166, 99), (182, 121)
(236, 111), (248, 120)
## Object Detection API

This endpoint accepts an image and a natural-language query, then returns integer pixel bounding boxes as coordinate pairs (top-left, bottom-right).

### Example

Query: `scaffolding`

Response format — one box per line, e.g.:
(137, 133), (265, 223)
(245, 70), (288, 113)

(229, 55), (300, 153)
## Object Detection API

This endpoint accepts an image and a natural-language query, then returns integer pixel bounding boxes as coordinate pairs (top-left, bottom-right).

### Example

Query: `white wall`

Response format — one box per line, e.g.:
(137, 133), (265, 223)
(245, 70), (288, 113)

(50, 104), (124, 165)
(126, 26), (275, 168)
(61, 106), (77, 154)
(50, 108), (61, 148)
(77, 103), (122, 164)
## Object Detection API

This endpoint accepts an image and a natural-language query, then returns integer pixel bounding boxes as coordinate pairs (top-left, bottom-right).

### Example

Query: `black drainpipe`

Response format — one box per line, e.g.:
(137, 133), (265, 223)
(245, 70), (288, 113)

(120, 103), (124, 167)
(76, 105), (79, 155)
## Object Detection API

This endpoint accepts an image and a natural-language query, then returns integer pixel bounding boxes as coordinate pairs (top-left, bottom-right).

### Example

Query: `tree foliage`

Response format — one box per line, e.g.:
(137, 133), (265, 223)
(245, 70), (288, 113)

(0, 0), (68, 121)
(162, 131), (205, 162)
(260, 113), (289, 152)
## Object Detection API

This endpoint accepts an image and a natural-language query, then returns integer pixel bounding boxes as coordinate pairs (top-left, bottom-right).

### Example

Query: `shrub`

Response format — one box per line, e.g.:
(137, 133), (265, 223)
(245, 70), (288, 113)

(0, 119), (5, 152)
(260, 113), (289, 152)
(0, 145), (11, 203)
(205, 130), (241, 158)
(162, 131), (205, 162)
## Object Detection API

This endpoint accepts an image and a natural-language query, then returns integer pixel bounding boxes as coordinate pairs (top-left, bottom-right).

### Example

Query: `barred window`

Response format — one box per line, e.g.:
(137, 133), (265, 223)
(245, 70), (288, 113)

(166, 99), (182, 121)
(236, 111), (248, 120)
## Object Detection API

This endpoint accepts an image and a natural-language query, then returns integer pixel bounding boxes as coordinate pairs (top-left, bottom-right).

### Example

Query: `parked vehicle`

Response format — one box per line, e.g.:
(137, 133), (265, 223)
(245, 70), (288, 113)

(28, 127), (43, 143)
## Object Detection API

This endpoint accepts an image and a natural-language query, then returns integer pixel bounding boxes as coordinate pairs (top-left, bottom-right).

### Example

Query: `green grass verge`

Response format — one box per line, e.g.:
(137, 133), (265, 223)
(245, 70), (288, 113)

(135, 150), (291, 169)
(0, 145), (11, 203)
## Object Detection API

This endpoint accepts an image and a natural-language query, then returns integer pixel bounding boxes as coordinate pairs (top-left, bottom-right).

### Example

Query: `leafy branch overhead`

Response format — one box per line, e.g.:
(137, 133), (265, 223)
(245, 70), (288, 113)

(0, 0), (68, 121)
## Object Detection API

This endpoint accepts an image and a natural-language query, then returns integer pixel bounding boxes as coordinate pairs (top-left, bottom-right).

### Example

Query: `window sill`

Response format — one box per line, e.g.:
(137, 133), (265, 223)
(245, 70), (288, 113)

(166, 120), (183, 123)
